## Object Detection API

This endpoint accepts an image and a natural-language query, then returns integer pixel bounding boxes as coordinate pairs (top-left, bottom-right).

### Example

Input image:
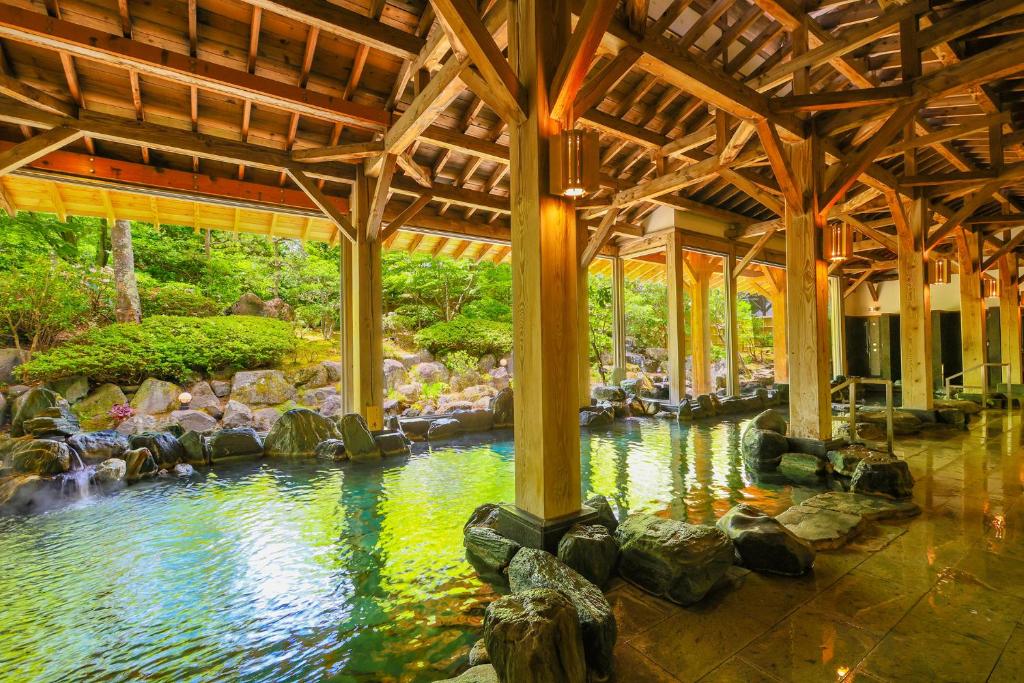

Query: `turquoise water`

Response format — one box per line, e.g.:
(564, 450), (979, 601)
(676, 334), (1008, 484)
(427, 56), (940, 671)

(0, 417), (796, 682)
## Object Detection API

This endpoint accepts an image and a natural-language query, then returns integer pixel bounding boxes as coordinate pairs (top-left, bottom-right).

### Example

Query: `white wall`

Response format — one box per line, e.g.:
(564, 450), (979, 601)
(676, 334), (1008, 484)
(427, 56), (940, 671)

(844, 275), (972, 316)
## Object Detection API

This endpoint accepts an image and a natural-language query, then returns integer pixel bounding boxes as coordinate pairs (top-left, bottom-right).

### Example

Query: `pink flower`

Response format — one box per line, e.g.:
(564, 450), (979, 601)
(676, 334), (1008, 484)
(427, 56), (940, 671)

(109, 403), (134, 422)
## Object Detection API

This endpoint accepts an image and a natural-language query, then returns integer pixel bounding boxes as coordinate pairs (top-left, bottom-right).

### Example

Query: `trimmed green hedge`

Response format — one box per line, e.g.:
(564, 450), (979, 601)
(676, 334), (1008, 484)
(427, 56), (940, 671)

(414, 316), (513, 358)
(18, 315), (296, 384)
(140, 282), (222, 318)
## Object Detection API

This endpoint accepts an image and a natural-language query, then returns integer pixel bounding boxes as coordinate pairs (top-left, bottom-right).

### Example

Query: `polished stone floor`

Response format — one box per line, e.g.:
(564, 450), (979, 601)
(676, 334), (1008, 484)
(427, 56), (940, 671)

(610, 409), (1024, 683)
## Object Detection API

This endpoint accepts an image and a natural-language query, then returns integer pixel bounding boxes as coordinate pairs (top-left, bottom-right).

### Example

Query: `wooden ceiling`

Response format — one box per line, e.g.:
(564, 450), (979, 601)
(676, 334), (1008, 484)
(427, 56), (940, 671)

(0, 0), (1020, 284)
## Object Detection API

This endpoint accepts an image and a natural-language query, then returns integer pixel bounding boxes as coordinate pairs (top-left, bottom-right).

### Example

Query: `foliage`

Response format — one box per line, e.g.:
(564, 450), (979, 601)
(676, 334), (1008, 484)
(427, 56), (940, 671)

(0, 212), (92, 269)
(444, 350), (478, 376)
(18, 315), (296, 384)
(0, 257), (93, 356)
(139, 280), (221, 317)
(414, 316), (513, 358)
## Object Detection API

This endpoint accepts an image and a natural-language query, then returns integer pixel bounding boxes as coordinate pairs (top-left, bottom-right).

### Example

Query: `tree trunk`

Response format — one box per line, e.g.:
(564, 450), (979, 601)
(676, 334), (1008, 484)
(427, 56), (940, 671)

(96, 220), (108, 267)
(111, 219), (142, 323)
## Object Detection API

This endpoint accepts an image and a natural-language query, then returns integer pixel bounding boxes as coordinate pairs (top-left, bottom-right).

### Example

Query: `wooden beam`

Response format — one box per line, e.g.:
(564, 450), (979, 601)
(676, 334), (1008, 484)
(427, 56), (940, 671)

(396, 152), (432, 189)
(573, 47), (641, 115)
(843, 270), (873, 298)
(612, 147), (760, 207)
(0, 5), (389, 131)
(733, 223), (779, 278)
(292, 141), (384, 163)
(980, 229), (1024, 272)
(580, 206), (620, 268)
(770, 85), (913, 113)
(917, 0), (1024, 51)
(285, 167), (356, 243)
(367, 154), (398, 240)
(238, 0), (424, 60)
(756, 120), (801, 209)
(0, 125), (81, 176)
(0, 72), (76, 117)
(550, 0), (618, 122)
(380, 194), (432, 243)
(927, 180), (1003, 249)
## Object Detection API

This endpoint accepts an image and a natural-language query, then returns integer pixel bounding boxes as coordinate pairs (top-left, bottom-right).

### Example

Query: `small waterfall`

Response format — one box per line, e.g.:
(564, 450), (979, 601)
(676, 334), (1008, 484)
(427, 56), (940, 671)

(57, 450), (93, 501)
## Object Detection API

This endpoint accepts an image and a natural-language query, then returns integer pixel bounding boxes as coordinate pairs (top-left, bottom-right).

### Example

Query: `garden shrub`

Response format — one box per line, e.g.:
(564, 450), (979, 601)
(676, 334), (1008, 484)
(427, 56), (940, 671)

(140, 281), (221, 317)
(18, 315), (296, 384)
(414, 316), (512, 358)
(0, 257), (92, 356)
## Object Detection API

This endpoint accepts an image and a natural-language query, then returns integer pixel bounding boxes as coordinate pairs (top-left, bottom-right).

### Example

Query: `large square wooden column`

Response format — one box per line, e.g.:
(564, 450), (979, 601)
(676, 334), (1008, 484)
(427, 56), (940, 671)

(998, 255), (1022, 385)
(666, 230), (687, 403)
(611, 257), (628, 384)
(897, 196), (933, 408)
(343, 166), (384, 430)
(785, 136), (832, 440)
(828, 276), (847, 378)
(764, 267), (788, 383)
(690, 256), (713, 395)
(577, 226), (591, 407)
(723, 250), (740, 395)
(956, 231), (987, 391)
(502, 0), (586, 534)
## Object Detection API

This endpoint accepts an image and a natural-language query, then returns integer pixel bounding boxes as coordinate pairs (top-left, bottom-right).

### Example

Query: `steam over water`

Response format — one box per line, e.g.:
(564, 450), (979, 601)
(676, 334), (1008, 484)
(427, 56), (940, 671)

(0, 417), (795, 682)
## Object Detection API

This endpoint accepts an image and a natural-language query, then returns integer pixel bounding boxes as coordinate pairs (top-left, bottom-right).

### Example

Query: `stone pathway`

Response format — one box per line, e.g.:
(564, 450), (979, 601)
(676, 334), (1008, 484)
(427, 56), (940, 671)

(609, 409), (1024, 682)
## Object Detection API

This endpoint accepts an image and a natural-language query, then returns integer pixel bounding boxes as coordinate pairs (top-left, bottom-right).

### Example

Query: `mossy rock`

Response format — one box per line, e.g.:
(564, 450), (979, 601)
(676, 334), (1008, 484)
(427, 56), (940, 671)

(11, 388), (68, 437)
(264, 408), (341, 457)
(73, 384), (128, 431)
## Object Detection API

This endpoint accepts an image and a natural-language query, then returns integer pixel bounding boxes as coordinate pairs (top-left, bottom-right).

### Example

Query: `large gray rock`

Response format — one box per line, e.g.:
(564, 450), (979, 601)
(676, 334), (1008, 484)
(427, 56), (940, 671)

(252, 407), (282, 432)
(186, 381), (221, 416)
(8, 439), (72, 474)
(585, 494), (619, 533)
(128, 433), (183, 467)
(383, 359), (407, 391)
(557, 524), (619, 588)
(508, 548), (616, 678)
(717, 504), (815, 576)
(746, 409), (788, 434)
(483, 588), (586, 683)
(264, 408), (341, 457)
(453, 409), (494, 433)
(67, 431), (129, 464)
(207, 428), (263, 461)
(11, 388), (68, 437)
(374, 432), (410, 457)
(210, 380), (231, 398)
(0, 475), (53, 511)
(800, 492), (920, 521)
(778, 452), (827, 486)
(591, 385), (626, 402)
(179, 430), (209, 466)
(615, 513), (734, 606)
(579, 408), (614, 428)
(775, 504), (866, 550)
(226, 292), (294, 320)
(23, 406), (80, 439)
(857, 407), (922, 435)
(464, 526), (521, 579)
(93, 457), (127, 486)
(827, 444), (876, 477)
(740, 427), (789, 471)
(73, 384), (128, 431)
(338, 413), (381, 461)
(130, 378), (182, 415)
(465, 503), (501, 532)
(314, 439), (347, 461)
(221, 400), (253, 428)
(124, 447), (158, 481)
(850, 453), (915, 499)
(170, 409), (218, 434)
(115, 414), (159, 436)
(46, 375), (89, 403)
(491, 387), (513, 428)
(0, 347), (26, 383)
(435, 665), (498, 683)
(427, 417), (462, 441)
(230, 370), (296, 406)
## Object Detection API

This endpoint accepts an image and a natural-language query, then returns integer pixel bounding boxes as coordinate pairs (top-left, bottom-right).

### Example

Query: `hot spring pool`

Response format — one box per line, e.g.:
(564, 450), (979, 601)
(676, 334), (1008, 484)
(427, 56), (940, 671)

(0, 416), (798, 682)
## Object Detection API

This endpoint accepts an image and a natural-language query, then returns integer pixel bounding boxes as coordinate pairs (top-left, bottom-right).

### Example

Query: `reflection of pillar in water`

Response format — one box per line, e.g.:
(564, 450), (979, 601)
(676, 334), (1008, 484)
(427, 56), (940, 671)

(724, 422), (746, 508)
(670, 421), (690, 521)
(613, 428), (638, 517)
(690, 426), (714, 524)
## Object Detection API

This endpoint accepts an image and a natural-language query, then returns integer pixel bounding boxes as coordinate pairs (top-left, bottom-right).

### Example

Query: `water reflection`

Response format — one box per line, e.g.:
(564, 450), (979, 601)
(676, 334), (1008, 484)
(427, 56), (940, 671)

(0, 418), (798, 682)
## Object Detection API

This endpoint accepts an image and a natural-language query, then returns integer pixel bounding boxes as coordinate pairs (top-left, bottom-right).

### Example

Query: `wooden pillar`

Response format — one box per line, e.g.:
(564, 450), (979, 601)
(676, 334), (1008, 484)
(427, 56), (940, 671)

(956, 231), (986, 390)
(723, 250), (740, 395)
(828, 276), (847, 378)
(897, 196), (933, 408)
(666, 230), (687, 403)
(611, 256), (627, 384)
(345, 165), (384, 430)
(507, 0), (581, 522)
(766, 268), (788, 383)
(998, 255), (1022, 385)
(577, 226), (591, 407)
(785, 136), (832, 440)
(691, 263), (713, 395)
(339, 236), (355, 414)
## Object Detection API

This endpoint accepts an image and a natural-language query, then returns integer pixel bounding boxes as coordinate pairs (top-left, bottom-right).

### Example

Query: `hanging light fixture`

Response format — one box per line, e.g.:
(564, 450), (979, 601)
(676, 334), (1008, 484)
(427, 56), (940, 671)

(824, 221), (853, 262)
(982, 274), (999, 299)
(929, 256), (951, 285)
(550, 129), (599, 198)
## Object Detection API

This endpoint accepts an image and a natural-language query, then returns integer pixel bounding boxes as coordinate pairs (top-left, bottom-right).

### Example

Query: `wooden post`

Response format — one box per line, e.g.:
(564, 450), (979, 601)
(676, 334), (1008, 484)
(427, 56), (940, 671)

(578, 223), (591, 407)
(505, 0), (582, 525)
(956, 231), (986, 391)
(691, 261), (713, 395)
(339, 235), (355, 414)
(611, 256), (627, 384)
(666, 230), (687, 403)
(785, 136), (832, 440)
(346, 165), (384, 429)
(765, 268), (788, 383)
(723, 248), (740, 395)
(828, 276), (847, 378)
(897, 195), (933, 408)
(999, 254), (1022, 385)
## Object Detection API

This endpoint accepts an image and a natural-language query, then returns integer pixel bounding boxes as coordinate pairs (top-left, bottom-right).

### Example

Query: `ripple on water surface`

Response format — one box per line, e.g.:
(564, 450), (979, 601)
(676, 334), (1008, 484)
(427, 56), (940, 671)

(0, 416), (795, 682)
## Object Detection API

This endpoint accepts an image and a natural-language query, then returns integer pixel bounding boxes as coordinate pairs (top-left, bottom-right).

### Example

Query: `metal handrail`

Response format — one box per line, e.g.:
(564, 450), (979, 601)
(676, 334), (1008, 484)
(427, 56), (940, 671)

(944, 362), (1010, 410)
(831, 376), (894, 454)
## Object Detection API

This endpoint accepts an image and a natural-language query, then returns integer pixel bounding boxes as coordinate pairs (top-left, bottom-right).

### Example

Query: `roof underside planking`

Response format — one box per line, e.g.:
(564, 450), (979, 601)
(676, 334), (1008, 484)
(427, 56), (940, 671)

(0, 0), (1020, 285)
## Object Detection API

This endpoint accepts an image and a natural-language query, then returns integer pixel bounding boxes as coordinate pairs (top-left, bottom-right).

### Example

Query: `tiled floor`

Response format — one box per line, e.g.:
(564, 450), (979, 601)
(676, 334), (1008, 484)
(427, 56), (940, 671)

(609, 409), (1024, 683)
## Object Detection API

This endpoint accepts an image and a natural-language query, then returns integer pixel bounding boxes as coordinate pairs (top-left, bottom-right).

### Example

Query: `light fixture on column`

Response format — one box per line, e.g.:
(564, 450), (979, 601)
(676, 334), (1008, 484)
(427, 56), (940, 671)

(824, 222), (853, 262)
(982, 274), (999, 299)
(929, 256), (951, 285)
(550, 129), (599, 198)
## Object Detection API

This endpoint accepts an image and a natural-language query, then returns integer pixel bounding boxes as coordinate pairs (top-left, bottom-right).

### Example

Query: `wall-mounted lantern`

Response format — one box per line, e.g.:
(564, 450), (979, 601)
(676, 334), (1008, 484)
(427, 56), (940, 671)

(824, 222), (853, 262)
(550, 129), (599, 198)
(929, 256), (951, 285)
(982, 274), (999, 299)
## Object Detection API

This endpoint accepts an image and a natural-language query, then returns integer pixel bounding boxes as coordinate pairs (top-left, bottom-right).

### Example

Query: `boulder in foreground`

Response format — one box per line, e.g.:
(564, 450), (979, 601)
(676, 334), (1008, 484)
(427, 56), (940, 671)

(716, 504), (815, 576)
